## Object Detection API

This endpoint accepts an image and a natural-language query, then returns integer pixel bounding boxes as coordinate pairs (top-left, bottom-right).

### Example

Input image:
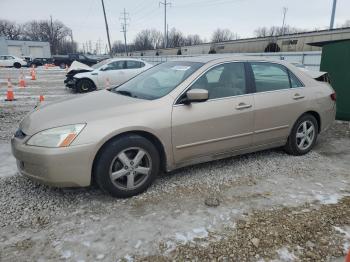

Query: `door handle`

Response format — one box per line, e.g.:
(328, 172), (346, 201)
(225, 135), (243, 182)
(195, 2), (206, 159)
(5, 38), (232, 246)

(293, 93), (305, 100)
(236, 103), (252, 110)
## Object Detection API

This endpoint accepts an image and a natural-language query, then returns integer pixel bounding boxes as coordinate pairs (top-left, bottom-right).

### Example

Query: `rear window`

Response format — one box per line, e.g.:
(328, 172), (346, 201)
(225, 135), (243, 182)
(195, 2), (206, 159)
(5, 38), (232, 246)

(251, 63), (290, 92)
(251, 62), (304, 92)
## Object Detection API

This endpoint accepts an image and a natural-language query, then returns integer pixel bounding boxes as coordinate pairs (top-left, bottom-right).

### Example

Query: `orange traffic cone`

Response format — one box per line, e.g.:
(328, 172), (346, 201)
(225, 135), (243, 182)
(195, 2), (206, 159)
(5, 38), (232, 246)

(19, 72), (26, 88)
(5, 79), (15, 101)
(39, 95), (44, 102)
(346, 249), (350, 262)
(45, 64), (49, 70)
(31, 69), (36, 80)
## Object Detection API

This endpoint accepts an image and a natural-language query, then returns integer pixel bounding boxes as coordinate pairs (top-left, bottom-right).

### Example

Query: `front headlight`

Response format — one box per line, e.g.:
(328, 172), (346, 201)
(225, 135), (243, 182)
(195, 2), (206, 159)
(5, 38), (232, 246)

(26, 124), (86, 148)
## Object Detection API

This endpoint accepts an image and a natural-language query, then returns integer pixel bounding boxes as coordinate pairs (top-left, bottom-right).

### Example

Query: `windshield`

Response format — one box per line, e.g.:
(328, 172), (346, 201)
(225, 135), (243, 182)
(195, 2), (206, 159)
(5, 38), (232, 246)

(111, 61), (203, 100)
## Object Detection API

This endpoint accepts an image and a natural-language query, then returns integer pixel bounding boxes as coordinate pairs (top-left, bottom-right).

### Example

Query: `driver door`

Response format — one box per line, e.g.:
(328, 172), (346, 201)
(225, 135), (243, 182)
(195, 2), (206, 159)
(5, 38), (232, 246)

(99, 60), (126, 88)
(171, 62), (255, 164)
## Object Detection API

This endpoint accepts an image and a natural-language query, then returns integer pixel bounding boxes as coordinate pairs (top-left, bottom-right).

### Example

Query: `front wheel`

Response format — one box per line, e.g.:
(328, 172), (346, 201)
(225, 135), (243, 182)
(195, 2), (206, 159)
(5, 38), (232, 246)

(13, 62), (21, 69)
(285, 114), (318, 156)
(94, 135), (160, 198)
(76, 79), (96, 93)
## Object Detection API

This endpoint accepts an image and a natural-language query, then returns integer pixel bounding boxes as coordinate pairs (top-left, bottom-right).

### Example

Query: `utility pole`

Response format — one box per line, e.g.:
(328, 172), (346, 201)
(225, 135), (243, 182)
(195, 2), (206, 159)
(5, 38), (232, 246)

(101, 0), (112, 54)
(330, 0), (337, 29)
(120, 8), (130, 56)
(281, 7), (288, 35)
(159, 0), (171, 48)
(167, 23), (169, 45)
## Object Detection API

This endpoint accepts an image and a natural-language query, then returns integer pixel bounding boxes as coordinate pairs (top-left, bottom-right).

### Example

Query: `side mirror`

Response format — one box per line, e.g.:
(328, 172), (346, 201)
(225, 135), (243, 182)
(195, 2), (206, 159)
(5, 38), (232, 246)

(100, 65), (108, 71)
(185, 89), (209, 104)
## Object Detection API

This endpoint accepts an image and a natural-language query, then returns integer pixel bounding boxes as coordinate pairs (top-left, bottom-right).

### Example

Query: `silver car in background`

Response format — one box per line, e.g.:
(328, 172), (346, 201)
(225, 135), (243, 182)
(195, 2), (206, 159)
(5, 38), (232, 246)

(11, 56), (336, 198)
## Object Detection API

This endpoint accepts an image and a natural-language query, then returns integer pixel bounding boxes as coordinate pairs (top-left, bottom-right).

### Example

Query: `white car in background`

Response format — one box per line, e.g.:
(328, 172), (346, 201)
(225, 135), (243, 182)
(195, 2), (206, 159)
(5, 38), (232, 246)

(67, 58), (153, 93)
(0, 55), (27, 68)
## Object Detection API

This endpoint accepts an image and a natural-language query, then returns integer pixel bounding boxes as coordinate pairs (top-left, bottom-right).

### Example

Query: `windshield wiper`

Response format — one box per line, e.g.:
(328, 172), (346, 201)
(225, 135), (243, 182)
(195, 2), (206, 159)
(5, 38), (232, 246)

(115, 90), (134, 97)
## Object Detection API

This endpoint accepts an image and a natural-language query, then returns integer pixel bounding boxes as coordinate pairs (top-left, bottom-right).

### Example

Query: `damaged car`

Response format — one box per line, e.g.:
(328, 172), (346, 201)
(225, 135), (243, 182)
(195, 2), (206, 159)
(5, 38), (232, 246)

(65, 58), (153, 93)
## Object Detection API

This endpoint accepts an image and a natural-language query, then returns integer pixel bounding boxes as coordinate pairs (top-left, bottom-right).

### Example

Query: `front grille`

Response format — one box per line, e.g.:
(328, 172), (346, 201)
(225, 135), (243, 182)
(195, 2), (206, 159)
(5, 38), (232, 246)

(14, 129), (26, 139)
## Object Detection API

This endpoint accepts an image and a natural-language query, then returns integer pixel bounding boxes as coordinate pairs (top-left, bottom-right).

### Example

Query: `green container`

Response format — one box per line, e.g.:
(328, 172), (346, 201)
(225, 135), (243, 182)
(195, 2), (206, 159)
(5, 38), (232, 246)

(320, 40), (350, 121)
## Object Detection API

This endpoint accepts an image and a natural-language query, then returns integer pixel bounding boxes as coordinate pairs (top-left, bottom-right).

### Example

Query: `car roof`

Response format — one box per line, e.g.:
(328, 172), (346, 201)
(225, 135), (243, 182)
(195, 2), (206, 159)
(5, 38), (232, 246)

(177, 55), (284, 64)
(109, 57), (148, 63)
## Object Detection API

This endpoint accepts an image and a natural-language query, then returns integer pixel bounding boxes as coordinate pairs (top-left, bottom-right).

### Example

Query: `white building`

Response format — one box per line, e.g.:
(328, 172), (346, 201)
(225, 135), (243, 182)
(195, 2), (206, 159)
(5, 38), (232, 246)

(0, 37), (51, 58)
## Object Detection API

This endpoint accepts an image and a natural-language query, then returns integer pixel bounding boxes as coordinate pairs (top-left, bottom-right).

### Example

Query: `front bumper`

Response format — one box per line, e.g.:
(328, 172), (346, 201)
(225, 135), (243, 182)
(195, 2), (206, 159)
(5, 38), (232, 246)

(11, 137), (96, 187)
(64, 77), (77, 88)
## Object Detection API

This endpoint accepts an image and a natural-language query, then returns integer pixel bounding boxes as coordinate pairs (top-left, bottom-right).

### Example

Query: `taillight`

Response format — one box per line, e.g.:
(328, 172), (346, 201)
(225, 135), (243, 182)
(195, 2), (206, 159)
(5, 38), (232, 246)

(330, 93), (336, 101)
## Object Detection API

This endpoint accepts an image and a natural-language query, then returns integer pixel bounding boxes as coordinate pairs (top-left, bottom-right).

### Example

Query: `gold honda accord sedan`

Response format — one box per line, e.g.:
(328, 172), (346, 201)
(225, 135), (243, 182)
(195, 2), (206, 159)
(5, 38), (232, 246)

(11, 56), (336, 197)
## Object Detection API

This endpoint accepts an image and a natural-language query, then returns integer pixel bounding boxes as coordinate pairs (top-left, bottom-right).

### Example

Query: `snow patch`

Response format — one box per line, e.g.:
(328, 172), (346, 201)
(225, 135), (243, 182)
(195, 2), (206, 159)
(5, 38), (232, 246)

(276, 247), (297, 261)
(334, 226), (350, 252)
(175, 227), (208, 244)
(61, 250), (72, 259)
(313, 192), (341, 204)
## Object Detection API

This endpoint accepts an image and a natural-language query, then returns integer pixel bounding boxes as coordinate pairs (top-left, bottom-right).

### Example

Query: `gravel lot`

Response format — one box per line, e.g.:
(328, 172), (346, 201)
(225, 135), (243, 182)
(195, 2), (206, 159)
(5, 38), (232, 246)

(0, 68), (349, 261)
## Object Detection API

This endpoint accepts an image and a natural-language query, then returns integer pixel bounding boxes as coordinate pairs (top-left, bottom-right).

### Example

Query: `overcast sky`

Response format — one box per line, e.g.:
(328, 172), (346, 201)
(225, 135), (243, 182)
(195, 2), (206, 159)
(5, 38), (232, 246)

(1, 0), (350, 50)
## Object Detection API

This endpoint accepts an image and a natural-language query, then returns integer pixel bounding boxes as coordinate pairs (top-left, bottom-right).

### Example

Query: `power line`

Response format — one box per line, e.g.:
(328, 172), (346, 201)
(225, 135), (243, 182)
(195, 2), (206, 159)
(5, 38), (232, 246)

(159, 0), (171, 48)
(120, 8), (130, 55)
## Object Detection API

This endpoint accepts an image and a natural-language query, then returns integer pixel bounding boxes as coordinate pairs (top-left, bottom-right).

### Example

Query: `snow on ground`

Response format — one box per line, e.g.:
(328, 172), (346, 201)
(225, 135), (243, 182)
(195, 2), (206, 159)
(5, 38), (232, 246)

(0, 67), (350, 261)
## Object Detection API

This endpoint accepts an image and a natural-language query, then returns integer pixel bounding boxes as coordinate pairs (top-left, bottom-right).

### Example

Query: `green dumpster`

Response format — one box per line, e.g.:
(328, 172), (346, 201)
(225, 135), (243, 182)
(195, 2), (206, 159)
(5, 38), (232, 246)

(318, 40), (350, 120)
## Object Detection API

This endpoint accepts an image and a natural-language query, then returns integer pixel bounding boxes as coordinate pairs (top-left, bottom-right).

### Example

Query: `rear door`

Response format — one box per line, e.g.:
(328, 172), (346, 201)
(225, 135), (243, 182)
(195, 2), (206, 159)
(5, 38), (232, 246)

(5, 56), (15, 67)
(249, 62), (306, 145)
(124, 60), (146, 79)
(172, 62), (255, 164)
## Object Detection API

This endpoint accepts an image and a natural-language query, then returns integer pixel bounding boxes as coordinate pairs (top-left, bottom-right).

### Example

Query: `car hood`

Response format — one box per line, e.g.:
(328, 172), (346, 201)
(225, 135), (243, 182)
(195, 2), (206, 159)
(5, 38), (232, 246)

(20, 90), (150, 135)
(68, 61), (93, 73)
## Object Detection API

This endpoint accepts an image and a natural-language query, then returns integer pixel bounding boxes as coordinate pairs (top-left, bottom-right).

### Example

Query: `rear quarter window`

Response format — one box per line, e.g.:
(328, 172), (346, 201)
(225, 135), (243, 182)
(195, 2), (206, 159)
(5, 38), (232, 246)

(251, 63), (290, 92)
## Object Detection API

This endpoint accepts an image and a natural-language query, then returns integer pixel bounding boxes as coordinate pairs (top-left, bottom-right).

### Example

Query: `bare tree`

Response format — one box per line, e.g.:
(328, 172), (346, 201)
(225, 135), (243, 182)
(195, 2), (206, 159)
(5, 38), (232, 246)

(184, 34), (203, 46)
(254, 25), (304, 37)
(112, 41), (126, 54)
(211, 28), (238, 43)
(167, 28), (185, 48)
(133, 30), (154, 51)
(342, 20), (350, 27)
(149, 29), (163, 49)
(0, 19), (22, 40)
(23, 19), (72, 54)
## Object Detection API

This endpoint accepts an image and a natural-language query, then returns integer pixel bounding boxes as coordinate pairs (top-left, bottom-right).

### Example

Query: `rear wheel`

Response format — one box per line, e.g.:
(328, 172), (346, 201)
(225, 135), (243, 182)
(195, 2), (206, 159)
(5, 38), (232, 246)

(285, 114), (318, 155)
(13, 62), (21, 69)
(94, 135), (160, 198)
(76, 79), (96, 93)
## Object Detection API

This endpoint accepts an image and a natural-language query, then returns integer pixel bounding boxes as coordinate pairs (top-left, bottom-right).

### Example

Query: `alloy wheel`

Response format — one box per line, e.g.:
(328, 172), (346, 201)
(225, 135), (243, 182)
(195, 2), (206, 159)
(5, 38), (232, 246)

(109, 147), (152, 190)
(296, 120), (315, 151)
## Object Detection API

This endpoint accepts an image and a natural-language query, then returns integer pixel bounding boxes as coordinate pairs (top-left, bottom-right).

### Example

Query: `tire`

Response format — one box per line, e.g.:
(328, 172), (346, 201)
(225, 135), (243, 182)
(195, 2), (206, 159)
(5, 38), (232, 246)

(284, 114), (318, 156)
(76, 79), (96, 93)
(60, 63), (66, 69)
(13, 62), (21, 69)
(94, 134), (160, 198)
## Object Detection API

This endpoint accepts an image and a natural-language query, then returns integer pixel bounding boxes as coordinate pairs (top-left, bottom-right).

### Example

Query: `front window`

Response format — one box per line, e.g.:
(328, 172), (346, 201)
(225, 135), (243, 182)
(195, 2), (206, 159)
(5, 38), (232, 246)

(103, 61), (125, 71)
(190, 62), (247, 99)
(92, 59), (112, 69)
(111, 61), (203, 100)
